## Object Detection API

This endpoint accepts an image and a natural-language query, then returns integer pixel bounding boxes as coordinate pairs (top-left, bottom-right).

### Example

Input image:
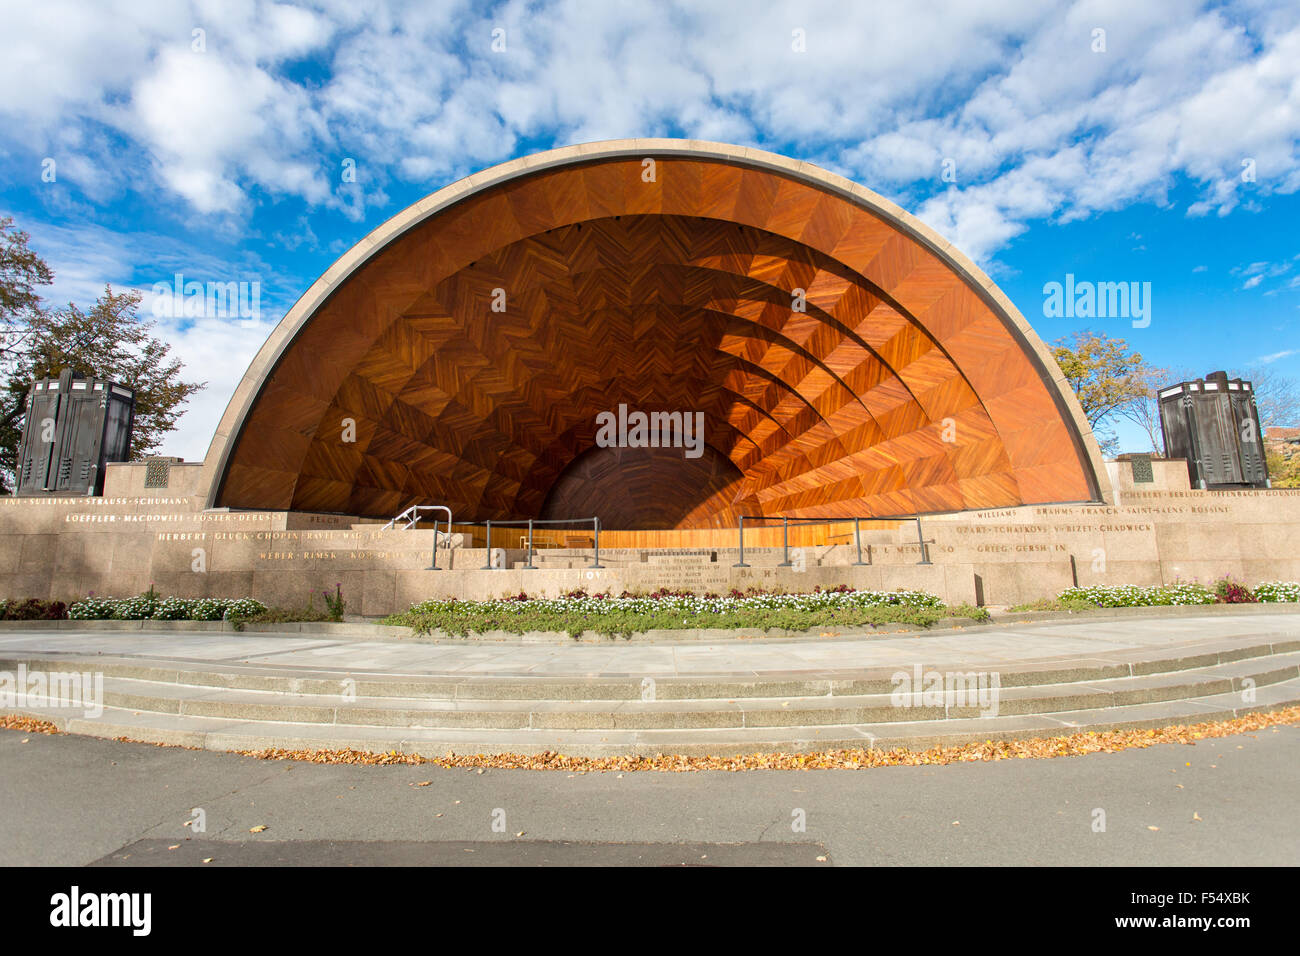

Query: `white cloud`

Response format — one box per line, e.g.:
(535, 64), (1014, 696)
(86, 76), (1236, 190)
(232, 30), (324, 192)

(6, 0), (1300, 457)
(1258, 349), (1299, 364)
(150, 314), (268, 461)
(3, 0), (1299, 256)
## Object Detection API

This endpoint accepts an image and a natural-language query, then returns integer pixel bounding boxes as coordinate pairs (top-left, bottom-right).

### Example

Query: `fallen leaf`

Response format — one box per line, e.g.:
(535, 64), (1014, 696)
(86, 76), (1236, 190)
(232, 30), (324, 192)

(249, 825), (268, 833)
(1147, 826), (1159, 831)
(204, 707), (1300, 774)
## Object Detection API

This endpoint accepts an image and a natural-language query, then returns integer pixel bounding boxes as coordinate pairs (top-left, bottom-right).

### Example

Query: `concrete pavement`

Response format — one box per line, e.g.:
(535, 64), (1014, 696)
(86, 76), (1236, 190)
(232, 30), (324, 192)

(1, 722), (1295, 866)
(4, 610), (1300, 678)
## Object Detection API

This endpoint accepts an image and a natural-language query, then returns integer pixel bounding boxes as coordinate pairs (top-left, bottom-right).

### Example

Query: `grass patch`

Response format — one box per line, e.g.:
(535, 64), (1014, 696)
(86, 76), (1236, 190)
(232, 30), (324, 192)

(1007, 597), (1100, 613)
(227, 605), (333, 631)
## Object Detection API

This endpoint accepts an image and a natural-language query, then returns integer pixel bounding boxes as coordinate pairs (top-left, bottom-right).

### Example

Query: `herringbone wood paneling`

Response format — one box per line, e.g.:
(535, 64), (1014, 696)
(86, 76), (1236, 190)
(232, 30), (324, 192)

(217, 157), (1097, 527)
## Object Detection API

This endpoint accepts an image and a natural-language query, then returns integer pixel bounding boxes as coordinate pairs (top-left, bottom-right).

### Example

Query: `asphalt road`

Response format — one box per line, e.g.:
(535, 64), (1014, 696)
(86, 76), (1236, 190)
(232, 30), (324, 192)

(1, 725), (1296, 866)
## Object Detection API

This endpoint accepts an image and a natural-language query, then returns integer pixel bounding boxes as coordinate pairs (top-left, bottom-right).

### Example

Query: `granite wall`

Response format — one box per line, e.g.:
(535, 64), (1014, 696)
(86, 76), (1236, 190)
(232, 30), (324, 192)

(2, 460), (1298, 613)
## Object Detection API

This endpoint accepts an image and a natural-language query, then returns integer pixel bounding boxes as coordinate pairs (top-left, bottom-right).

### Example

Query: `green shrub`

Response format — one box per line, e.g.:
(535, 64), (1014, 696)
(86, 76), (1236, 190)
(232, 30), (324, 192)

(1213, 576), (1257, 604)
(0, 598), (68, 620)
(321, 584), (346, 622)
(1008, 596), (1099, 613)
(226, 604), (331, 631)
(946, 603), (991, 622)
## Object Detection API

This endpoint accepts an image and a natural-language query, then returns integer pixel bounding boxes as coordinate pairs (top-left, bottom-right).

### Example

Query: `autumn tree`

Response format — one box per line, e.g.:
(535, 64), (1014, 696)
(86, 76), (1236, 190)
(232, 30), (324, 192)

(0, 225), (206, 492)
(0, 216), (54, 370)
(1052, 329), (1162, 454)
(1266, 447), (1300, 488)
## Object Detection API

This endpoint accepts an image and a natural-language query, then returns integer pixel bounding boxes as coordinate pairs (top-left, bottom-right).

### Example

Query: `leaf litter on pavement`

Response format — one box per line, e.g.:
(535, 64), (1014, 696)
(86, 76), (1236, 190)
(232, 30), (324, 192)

(4, 706), (1296, 773)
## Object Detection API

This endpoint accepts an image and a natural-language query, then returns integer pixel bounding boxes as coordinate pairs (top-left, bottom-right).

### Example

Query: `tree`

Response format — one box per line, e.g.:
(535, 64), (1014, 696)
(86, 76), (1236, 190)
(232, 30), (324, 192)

(1117, 385), (1167, 455)
(1236, 365), (1299, 430)
(1, 217), (54, 371)
(1, 285), (206, 493)
(1052, 330), (1162, 455)
(1266, 447), (1300, 488)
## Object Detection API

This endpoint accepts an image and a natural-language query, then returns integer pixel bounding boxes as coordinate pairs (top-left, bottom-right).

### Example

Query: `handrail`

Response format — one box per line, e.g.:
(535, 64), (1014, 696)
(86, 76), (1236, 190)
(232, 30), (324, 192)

(480, 516), (604, 570)
(382, 504), (453, 532)
(379, 504), (453, 570)
(733, 514), (931, 567)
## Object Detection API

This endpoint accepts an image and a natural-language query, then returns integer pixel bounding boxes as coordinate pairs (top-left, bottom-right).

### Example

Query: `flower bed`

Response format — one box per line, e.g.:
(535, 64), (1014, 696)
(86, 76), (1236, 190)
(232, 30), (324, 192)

(1057, 580), (1300, 608)
(1254, 581), (1300, 603)
(383, 586), (976, 638)
(66, 595), (267, 621)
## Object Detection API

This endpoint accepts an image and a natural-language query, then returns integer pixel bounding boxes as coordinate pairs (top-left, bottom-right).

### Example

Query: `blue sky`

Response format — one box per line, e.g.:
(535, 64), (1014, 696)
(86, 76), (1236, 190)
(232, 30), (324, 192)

(1, 0), (1298, 460)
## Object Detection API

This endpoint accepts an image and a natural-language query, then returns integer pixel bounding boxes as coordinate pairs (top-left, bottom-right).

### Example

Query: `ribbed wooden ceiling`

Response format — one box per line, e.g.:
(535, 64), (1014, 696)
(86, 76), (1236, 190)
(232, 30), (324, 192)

(215, 155), (1100, 527)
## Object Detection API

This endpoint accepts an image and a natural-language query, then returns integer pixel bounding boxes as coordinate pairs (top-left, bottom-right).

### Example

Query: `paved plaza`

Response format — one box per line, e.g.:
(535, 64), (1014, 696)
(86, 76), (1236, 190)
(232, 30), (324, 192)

(4, 611), (1299, 680)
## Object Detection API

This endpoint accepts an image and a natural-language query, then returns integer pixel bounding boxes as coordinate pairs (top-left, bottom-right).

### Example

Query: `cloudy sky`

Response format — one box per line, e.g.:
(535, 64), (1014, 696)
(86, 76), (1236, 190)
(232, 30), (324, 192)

(1, 0), (1298, 458)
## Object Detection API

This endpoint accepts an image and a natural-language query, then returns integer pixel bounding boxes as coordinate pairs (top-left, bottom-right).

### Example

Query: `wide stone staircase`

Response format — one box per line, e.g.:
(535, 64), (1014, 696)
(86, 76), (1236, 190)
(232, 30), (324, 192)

(5, 628), (1297, 757)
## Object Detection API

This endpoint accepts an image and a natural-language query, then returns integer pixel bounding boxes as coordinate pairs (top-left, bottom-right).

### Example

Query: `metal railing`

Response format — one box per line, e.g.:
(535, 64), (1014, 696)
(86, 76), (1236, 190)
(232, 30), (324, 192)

(380, 504), (453, 570)
(382, 504), (453, 532)
(733, 514), (932, 567)
(480, 516), (604, 569)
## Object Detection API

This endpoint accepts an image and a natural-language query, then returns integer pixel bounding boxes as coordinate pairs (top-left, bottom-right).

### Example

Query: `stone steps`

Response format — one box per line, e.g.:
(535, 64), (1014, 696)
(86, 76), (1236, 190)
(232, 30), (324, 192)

(3, 636), (1295, 698)
(19, 651), (1299, 730)
(6, 643), (1297, 754)
(12, 678), (1299, 758)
